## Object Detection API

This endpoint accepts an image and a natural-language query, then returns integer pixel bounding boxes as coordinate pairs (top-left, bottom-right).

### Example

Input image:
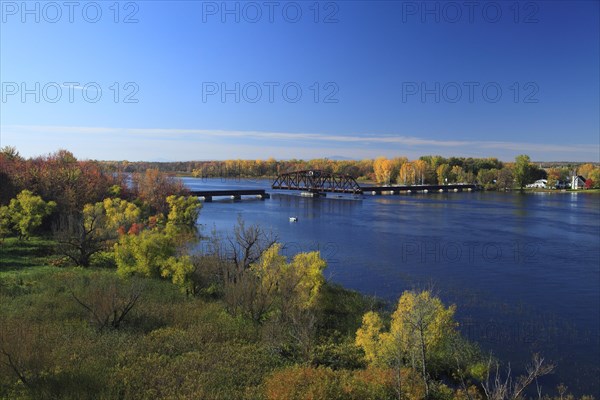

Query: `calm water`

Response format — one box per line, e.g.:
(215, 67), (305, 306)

(183, 177), (600, 396)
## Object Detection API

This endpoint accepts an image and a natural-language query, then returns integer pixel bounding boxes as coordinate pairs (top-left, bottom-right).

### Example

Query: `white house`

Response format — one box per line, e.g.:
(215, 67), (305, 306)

(571, 175), (587, 190)
(526, 179), (547, 188)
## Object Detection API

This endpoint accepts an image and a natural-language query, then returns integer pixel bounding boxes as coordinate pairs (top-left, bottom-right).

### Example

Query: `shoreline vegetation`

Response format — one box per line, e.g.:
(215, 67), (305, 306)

(1, 147), (597, 399)
(94, 155), (600, 192)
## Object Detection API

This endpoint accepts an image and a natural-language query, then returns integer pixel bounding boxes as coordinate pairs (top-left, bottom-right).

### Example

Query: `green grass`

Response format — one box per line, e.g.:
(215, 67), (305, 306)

(0, 236), (56, 273)
(0, 238), (278, 399)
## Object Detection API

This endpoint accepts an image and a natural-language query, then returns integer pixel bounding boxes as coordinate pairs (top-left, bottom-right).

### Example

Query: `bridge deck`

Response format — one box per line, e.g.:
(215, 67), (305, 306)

(362, 184), (477, 193)
(189, 189), (269, 202)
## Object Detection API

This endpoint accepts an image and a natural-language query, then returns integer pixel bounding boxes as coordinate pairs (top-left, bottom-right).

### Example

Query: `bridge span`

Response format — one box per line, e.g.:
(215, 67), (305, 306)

(271, 170), (478, 195)
(189, 189), (269, 202)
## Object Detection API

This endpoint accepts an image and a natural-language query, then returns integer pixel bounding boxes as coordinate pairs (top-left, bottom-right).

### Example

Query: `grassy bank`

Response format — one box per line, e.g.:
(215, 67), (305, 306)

(0, 237), (377, 400)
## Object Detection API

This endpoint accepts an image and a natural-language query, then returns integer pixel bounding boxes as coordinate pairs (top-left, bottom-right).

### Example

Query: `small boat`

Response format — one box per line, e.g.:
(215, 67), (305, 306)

(289, 217), (298, 222)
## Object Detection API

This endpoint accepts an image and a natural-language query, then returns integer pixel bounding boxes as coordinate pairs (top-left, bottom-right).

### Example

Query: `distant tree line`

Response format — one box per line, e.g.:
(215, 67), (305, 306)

(96, 154), (599, 189)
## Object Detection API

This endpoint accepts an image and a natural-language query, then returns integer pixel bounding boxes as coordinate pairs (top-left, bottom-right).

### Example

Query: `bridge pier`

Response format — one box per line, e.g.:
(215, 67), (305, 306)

(191, 189), (268, 202)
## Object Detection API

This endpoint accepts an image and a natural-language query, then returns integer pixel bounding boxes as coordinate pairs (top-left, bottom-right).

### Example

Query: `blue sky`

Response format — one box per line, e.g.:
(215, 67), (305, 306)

(1, 0), (598, 161)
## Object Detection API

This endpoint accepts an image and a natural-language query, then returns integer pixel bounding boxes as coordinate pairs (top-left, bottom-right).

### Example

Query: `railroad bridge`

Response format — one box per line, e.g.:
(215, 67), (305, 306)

(271, 170), (477, 195)
(271, 170), (363, 194)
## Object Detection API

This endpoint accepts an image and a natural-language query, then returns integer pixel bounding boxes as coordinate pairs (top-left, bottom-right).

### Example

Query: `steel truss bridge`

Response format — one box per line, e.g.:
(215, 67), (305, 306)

(271, 170), (478, 195)
(271, 170), (363, 194)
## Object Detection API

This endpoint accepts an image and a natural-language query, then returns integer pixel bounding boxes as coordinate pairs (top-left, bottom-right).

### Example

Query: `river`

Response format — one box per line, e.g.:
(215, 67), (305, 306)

(182, 177), (600, 396)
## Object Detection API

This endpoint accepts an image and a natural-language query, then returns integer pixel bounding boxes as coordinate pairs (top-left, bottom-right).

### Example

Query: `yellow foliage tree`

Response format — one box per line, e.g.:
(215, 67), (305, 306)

(413, 160), (428, 185)
(251, 244), (327, 316)
(355, 311), (385, 365)
(398, 162), (416, 185)
(102, 197), (141, 233)
(374, 157), (394, 184)
(436, 164), (450, 185)
(577, 163), (595, 179)
(356, 291), (458, 397)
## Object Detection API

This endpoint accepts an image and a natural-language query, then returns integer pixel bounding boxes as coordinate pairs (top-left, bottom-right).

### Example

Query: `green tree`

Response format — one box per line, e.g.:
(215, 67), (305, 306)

(165, 195), (201, 237)
(114, 230), (176, 278)
(0, 206), (11, 240)
(497, 168), (514, 190)
(450, 165), (465, 183)
(514, 154), (533, 189)
(7, 190), (56, 239)
(114, 230), (195, 292)
(477, 169), (498, 190)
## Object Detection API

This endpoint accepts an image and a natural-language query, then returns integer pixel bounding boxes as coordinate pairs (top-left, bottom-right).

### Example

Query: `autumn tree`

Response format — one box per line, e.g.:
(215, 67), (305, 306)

(413, 160), (428, 185)
(577, 163), (595, 179)
(436, 164), (450, 185)
(132, 169), (187, 215)
(54, 198), (142, 267)
(3, 190), (56, 239)
(546, 168), (561, 189)
(165, 195), (202, 238)
(114, 195), (200, 293)
(355, 311), (385, 365)
(587, 168), (600, 188)
(0, 146), (23, 205)
(356, 290), (459, 397)
(374, 157), (394, 184)
(398, 162), (416, 185)
(450, 165), (465, 183)
(391, 157), (408, 183)
(251, 244), (327, 358)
